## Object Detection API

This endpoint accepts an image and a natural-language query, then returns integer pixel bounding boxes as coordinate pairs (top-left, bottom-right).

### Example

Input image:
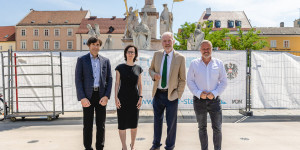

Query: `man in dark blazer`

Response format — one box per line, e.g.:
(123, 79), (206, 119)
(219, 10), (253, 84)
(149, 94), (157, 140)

(75, 37), (112, 150)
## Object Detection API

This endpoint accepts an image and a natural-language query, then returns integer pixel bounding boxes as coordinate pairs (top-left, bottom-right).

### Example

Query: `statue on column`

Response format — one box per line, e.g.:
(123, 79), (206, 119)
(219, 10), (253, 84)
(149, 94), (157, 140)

(160, 4), (173, 36)
(87, 24), (101, 38)
(145, 0), (153, 5)
(133, 12), (151, 50)
(124, 7), (139, 39)
(193, 24), (205, 50)
(103, 35), (113, 49)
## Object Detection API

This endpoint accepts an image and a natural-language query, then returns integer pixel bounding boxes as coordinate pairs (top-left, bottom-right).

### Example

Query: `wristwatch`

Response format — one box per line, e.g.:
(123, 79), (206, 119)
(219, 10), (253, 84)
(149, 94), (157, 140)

(139, 96), (143, 98)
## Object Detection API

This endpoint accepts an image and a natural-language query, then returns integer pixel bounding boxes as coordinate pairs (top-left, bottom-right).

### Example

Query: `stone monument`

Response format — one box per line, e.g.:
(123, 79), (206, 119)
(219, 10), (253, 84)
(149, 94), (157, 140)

(133, 12), (151, 50)
(122, 0), (163, 50)
(160, 4), (173, 36)
(187, 33), (195, 50)
(124, 7), (139, 38)
(87, 24), (101, 38)
(194, 24), (205, 50)
(103, 35), (113, 49)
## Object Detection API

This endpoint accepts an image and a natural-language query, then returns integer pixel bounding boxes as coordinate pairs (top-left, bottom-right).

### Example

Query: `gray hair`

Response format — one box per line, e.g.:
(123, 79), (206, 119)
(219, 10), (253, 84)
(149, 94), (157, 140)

(200, 40), (213, 48)
(161, 32), (174, 40)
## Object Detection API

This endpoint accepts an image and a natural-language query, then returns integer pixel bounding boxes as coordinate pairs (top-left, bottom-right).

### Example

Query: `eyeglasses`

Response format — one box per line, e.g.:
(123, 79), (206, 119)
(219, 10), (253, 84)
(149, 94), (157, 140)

(127, 51), (135, 55)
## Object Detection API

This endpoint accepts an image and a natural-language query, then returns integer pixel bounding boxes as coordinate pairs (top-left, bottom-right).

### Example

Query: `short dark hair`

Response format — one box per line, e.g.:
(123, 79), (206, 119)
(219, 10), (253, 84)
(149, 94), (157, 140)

(124, 45), (138, 62)
(87, 37), (102, 46)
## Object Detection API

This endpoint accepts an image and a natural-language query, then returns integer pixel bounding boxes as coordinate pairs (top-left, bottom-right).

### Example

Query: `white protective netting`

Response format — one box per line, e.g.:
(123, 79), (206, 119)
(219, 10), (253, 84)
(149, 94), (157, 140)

(1, 50), (247, 111)
(251, 51), (300, 108)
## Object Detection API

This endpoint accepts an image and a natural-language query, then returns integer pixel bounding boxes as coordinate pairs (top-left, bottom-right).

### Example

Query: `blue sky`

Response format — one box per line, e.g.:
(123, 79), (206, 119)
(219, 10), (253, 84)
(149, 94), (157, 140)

(1, 0), (300, 38)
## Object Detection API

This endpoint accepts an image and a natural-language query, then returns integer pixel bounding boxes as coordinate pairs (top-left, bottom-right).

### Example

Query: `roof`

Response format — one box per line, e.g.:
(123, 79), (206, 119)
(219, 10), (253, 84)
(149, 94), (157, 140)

(76, 17), (127, 34)
(257, 27), (300, 35)
(199, 11), (252, 28)
(17, 10), (89, 26)
(0, 26), (15, 42)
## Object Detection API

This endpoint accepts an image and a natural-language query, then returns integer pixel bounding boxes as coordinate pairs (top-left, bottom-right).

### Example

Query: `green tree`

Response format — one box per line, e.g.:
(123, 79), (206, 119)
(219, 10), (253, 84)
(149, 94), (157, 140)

(174, 22), (268, 51)
(229, 27), (269, 50)
(174, 21), (230, 50)
(174, 22), (196, 50)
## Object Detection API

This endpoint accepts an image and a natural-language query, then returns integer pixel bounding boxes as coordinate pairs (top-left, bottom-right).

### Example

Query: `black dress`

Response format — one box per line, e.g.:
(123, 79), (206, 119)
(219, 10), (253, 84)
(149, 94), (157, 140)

(115, 63), (143, 130)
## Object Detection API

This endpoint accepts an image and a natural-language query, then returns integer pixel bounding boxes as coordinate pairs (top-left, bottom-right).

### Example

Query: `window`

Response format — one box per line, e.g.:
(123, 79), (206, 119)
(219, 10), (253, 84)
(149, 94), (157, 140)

(215, 20), (221, 28)
(33, 41), (39, 50)
(44, 41), (49, 50)
(34, 29), (39, 36)
(283, 40), (290, 48)
(228, 20), (234, 28)
(270, 40), (277, 48)
(108, 26), (114, 33)
(67, 41), (73, 49)
(0, 46), (2, 50)
(21, 29), (26, 36)
(44, 29), (49, 36)
(54, 41), (60, 50)
(83, 39), (88, 45)
(235, 20), (242, 27)
(21, 41), (26, 49)
(54, 29), (60, 36)
(67, 28), (73, 36)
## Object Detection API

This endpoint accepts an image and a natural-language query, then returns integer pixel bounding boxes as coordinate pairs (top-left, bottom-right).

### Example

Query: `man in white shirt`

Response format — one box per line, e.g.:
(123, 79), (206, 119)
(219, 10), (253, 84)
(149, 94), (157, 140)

(187, 40), (227, 150)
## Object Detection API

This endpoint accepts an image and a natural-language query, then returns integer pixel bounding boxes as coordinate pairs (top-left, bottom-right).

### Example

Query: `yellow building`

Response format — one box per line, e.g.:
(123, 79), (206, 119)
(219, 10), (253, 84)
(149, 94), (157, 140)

(0, 26), (15, 51)
(258, 27), (300, 56)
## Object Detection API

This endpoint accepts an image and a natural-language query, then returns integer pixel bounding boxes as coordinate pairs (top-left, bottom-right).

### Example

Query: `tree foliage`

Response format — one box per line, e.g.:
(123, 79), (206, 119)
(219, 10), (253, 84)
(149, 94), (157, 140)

(174, 22), (196, 50)
(229, 27), (268, 50)
(174, 21), (269, 50)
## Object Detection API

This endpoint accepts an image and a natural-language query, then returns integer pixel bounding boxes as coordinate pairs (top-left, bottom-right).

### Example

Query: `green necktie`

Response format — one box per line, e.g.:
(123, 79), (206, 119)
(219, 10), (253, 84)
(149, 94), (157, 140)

(161, 54), (168, 88)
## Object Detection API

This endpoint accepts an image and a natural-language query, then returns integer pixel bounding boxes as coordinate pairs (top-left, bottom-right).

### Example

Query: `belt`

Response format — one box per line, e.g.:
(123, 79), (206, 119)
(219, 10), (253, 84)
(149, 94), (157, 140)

(157, 89), (168, 92)
(93, 87), (99, 91)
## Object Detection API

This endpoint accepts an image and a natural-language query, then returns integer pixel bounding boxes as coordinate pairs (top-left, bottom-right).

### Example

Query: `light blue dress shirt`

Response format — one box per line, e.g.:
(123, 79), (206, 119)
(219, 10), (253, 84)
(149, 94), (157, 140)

(90, 53), (101, 87)
(187, 57), (228, 99)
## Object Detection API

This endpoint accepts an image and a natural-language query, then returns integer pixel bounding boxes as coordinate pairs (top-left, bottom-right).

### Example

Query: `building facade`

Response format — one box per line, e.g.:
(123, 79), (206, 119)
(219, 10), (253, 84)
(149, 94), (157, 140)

(258, 27), (300, 55)
(15, 9), (90, 51)
(199, 8), (252, 29)
(0, 26), (15, 51)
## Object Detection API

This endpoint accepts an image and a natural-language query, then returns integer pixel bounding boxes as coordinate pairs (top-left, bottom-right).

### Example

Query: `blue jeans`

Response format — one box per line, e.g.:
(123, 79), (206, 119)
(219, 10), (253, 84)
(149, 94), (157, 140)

(152, 90), (178, 150)
(193, 96), (222, 150)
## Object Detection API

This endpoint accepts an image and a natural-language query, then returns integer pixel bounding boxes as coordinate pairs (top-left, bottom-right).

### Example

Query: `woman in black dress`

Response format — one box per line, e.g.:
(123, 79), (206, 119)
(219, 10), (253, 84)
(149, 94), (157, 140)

(115, 45), (143, 150)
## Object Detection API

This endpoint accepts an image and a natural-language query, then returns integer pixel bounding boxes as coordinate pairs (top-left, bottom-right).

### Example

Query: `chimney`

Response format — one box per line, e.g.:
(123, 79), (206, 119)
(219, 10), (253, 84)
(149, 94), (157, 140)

(111, 16), (116, 20)
(30, 8), (34, 11)
(280, 22), (284, 27)
(206, 8), (211, 16)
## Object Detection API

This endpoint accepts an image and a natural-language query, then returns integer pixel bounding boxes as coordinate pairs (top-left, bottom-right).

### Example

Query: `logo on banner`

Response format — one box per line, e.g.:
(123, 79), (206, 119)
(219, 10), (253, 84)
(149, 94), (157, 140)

(232, 99), (243, 104)
(225, 63), (238, 80)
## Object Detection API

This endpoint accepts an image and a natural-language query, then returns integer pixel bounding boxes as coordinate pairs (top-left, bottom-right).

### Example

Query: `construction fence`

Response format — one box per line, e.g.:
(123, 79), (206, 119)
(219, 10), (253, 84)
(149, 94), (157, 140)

(0, 50), (299, 113)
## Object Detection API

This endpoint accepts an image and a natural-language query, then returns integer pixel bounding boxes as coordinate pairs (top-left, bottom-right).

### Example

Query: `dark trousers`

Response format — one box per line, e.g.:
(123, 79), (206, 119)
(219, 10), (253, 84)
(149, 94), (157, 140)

(83, 91), (106, 150)
(152, 90), (178, 150)
(193, 96), (222, 150)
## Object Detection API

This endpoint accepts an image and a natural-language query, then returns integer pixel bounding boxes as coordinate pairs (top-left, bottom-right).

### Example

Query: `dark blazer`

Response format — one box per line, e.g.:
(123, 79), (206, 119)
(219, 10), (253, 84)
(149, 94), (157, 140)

(75, 53), (113, 101)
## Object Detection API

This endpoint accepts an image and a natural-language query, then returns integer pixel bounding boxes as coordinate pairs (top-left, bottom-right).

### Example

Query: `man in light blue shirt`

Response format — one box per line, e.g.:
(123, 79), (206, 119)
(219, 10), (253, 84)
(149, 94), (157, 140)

(187, 40), (227, 150)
